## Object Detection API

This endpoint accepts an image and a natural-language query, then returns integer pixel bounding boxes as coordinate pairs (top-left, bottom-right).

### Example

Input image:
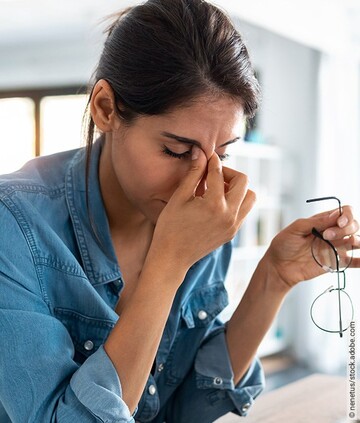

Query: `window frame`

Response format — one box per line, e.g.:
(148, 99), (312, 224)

(0, 85), (87, 157)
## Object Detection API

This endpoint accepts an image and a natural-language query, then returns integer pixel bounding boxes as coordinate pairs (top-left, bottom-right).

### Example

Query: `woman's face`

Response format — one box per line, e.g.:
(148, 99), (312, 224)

(102, 95), (245, 225)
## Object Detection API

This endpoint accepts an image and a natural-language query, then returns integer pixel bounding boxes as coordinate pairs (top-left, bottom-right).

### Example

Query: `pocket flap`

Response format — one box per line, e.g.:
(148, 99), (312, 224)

(181, 283), (228, 328)
(54, 308), (115, 358)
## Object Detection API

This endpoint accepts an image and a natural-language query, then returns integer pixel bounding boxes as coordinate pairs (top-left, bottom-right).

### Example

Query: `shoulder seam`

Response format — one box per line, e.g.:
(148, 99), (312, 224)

(0, 197), (50, 307)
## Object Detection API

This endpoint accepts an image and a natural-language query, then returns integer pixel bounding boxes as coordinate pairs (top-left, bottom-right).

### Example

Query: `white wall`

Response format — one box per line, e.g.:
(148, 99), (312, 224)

(0, 19), (105, 90)
(0, 39), (95, 89)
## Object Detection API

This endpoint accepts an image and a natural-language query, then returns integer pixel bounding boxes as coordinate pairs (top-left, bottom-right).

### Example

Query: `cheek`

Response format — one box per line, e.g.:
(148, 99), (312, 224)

(145, 161), (181, 189)
(119, 154), (172, 190)
(144, 159), (192, 197)
(115, 140), (190, 194)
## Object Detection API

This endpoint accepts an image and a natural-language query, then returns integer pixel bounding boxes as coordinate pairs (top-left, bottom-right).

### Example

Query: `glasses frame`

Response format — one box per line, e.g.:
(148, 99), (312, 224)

(306, 196), (354, 338)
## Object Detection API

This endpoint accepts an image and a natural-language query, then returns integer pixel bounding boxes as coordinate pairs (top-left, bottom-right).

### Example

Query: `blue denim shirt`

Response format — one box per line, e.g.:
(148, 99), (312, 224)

(0, 138), (264, 422)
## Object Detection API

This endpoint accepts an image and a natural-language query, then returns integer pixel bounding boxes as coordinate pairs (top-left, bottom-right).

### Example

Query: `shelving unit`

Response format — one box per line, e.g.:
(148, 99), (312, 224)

(220, 141), (287, 357)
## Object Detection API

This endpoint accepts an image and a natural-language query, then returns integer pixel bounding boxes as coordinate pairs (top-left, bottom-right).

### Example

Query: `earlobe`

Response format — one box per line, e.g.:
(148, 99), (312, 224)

(90, 79), (119, 132)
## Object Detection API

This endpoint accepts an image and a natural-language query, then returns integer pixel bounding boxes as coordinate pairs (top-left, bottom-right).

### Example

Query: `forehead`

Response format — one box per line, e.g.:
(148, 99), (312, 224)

(168, 95), (244, 127)
(138, 95), (245, 148)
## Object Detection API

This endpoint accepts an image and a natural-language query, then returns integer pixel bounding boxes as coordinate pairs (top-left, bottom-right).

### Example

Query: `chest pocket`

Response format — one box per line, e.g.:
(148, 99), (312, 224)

(181, 282), (229, 329)
(54, 308), (115, 365)
(166, 282), (228, 383)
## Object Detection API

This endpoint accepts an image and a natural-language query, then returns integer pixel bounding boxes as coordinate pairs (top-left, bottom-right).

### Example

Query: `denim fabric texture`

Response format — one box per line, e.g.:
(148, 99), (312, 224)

(0, 138), (264, 422)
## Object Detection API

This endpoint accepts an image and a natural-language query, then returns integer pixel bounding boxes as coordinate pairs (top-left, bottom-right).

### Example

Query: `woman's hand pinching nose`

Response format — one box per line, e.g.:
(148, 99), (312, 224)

(192, 145), (200, 160)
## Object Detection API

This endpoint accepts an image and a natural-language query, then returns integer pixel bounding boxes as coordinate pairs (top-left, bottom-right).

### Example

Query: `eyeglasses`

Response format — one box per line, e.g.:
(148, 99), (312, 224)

(306, 196), (354, 338)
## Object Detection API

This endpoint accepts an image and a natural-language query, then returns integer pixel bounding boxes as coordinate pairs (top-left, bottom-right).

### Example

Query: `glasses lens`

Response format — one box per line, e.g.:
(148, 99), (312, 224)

(311, 286), (353, 333)
(311, 236), (353, 271)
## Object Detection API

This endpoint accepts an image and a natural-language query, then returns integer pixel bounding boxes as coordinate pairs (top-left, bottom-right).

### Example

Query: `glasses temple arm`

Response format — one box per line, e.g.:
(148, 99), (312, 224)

(306, 196), (342, 216)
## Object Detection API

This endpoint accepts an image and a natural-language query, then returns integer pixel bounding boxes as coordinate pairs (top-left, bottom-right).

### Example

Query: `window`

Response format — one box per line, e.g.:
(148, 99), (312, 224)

(0, 86), (87, 174)
(41, 94), (88, 156)
(0, 97), (35, 174)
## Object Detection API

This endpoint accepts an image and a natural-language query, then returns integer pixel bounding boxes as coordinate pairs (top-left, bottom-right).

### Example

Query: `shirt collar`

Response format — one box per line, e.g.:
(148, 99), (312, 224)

(65, 136), (121, 286)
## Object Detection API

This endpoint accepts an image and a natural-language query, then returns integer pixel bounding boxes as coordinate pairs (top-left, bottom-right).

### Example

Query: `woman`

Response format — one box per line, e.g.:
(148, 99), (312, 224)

(0, 1), (358, 422)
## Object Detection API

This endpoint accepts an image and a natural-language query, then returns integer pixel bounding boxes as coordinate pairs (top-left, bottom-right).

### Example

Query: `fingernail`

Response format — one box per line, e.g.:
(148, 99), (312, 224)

(323, 230), (336, 240)
(192, 146), (200, 160)
(338, 216), (348, 228)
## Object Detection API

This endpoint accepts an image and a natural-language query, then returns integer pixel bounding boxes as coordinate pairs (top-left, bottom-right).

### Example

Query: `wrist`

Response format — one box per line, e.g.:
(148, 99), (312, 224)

(257, 252), (293, 294)
(142, 243), (189, 290)
(147, 238), (192, 270)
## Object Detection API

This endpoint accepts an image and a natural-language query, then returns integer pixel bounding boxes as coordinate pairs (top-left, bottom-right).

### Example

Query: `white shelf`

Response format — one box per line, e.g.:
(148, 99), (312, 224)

(224, 141), (287, 356)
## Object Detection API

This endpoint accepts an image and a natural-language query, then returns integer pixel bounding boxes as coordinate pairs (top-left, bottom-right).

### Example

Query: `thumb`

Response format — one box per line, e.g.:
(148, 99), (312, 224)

(172, 146), (208, 201)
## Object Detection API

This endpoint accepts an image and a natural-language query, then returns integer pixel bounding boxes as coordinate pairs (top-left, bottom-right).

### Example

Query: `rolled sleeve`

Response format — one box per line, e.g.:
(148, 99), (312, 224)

(164, 328), (265, 423)
(195, 329), (265, 416)
(70, 345), (135, 422)
(0, 306), (135, 423)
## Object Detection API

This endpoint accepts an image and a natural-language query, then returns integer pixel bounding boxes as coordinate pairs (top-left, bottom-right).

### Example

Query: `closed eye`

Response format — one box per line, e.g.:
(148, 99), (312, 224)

(162, 146), (229, 161)
(162, 146), (191, 159)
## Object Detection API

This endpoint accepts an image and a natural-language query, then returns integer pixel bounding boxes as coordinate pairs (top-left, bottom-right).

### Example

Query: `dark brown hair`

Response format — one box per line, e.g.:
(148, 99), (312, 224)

(84, 0), (260, 158)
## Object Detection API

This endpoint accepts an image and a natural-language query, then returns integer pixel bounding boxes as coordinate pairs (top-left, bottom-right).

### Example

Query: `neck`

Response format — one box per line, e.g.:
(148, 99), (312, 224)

(98, 136), (153, 238)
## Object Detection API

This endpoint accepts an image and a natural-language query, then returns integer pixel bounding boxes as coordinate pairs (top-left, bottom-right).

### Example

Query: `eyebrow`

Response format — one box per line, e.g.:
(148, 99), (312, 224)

(160, 131), (241, 149)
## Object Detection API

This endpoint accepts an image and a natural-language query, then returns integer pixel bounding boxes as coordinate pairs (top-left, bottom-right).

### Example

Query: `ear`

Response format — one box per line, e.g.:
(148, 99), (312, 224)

(90, 79), (120, 132)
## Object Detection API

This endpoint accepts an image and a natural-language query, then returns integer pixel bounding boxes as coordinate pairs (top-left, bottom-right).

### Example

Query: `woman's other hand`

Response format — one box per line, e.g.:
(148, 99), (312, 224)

(265, 206), (360, 288)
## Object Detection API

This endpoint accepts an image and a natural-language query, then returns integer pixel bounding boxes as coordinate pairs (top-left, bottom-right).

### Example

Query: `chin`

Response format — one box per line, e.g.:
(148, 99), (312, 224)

(140, 201), (166, 225)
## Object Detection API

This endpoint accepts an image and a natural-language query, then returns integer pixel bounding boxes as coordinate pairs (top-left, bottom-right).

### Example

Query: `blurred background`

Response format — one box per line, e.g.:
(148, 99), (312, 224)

(0, 0), (359, 391)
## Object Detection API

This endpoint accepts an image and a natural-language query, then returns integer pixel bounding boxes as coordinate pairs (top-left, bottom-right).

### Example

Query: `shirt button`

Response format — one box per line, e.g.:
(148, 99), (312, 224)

(157, 363), (164, 372)
(213, 377), (223, 385)
(241, 402), (251, 413)
(84, 340), (94, 351)
(197, 310), (208, 320)
(148, 384), (156, 396)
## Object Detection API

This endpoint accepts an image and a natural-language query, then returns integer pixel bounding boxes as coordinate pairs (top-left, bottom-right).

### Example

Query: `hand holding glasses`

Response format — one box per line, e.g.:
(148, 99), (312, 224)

(306, 196), (354, 338)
